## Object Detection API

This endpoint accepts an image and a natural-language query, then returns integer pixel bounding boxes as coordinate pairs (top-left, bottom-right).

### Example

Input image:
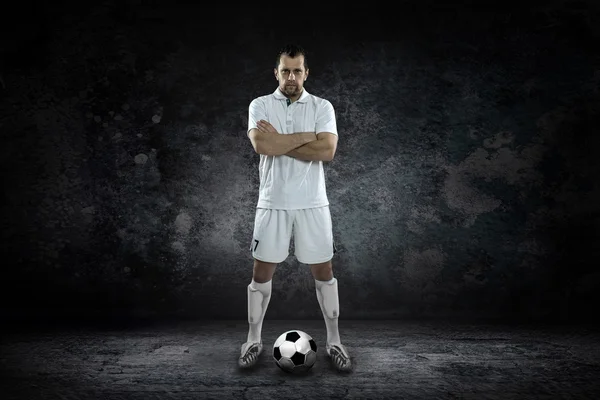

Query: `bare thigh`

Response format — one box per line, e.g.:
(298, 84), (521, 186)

(253, 258), (277, 283)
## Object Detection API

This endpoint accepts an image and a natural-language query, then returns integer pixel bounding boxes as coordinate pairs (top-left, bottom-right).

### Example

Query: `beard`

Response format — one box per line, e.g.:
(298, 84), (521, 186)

(283, 84), (299, 95)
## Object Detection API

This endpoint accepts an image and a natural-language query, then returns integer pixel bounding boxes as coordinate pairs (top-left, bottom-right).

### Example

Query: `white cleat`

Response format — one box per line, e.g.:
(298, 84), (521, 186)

(238, 341), (263, 368)
(326, 343), (352, 372)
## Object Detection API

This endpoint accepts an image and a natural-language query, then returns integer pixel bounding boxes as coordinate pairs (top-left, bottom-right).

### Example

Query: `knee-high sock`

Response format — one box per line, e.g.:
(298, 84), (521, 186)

(247, 279), (272, 344)
(315, 277), (341, 346)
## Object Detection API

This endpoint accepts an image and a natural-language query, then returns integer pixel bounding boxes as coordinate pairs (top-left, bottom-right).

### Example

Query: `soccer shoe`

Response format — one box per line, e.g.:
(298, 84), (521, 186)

(326, 343), (352, 372)
(238, 341), (263, 368)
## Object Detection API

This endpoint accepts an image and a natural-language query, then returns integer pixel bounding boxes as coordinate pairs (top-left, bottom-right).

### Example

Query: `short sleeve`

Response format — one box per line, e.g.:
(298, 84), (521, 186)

(248, 98), (267, 137)
(315, 100), (338, 136)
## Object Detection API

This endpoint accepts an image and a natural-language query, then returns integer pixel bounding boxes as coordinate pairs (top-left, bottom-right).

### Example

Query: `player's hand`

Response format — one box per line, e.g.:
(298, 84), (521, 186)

(257, 120), (279, 134)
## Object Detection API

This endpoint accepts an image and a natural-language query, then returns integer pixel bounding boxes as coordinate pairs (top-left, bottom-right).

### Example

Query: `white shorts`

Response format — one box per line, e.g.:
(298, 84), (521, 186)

(249, 206), (337, 264)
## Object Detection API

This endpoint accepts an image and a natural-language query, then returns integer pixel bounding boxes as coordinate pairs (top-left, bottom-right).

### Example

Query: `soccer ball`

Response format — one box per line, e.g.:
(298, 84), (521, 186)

(273, 330), (317, 373)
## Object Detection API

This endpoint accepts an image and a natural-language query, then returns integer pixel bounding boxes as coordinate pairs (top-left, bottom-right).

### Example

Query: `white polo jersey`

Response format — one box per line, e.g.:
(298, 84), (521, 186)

(247, 87), (338, 210)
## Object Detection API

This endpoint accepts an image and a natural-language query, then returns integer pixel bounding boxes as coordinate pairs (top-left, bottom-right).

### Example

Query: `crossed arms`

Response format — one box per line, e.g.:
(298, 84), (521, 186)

(248, 120), (338, 162)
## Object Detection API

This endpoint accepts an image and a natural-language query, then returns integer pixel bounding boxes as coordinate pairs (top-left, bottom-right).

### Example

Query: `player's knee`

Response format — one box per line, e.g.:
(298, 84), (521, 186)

(310, 260), (333, 281)
(253, 259), (277, 283)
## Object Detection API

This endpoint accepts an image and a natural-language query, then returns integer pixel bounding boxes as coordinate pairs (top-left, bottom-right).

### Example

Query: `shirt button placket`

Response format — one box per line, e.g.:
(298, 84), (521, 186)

(286, 105), (293, 133)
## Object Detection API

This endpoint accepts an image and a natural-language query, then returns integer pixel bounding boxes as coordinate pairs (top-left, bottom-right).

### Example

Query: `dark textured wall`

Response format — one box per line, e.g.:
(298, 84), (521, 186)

(1, 1), (599, 323)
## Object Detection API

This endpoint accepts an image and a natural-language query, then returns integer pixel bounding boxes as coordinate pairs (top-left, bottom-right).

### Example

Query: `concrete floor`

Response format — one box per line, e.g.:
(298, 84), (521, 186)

(1, 319), (599, 399)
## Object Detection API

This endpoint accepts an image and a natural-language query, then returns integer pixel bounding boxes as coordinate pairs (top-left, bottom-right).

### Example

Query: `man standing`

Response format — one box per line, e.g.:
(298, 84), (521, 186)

(238, 44), (352, 372)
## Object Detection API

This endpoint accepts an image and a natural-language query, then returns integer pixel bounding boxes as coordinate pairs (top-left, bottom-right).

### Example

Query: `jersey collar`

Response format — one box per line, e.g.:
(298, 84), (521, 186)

(273, 87), (310, 103)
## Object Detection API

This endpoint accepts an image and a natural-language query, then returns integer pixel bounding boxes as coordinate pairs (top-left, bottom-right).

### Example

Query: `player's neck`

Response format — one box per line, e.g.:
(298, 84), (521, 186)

(280, 88), (303, 104)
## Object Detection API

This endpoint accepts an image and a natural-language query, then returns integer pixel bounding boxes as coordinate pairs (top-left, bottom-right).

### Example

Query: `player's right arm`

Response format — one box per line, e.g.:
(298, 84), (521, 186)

(247, 98), (317, 156)
(249, 128), (317, 156)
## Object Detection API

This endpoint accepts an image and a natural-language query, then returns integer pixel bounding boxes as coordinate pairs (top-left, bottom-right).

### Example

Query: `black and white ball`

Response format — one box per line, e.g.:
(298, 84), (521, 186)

(272, 330), (317, 373)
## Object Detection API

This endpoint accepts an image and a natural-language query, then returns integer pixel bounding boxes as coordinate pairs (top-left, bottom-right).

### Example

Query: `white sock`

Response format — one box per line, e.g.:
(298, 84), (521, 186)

(247, 279), (272, 344)
(315, 277), (341, 346)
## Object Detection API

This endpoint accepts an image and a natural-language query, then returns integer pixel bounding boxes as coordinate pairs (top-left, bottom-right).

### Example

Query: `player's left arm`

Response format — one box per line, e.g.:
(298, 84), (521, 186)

(285, 100), (339, 162)
(285, 132), (337, 161)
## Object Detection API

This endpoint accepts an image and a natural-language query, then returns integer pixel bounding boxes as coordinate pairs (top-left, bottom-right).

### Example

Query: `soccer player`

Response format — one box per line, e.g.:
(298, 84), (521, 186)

(238, 44), (352, 372)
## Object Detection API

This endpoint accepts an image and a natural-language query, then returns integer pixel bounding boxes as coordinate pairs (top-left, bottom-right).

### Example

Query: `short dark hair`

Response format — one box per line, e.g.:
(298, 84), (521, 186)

(275, 44), (308, 70)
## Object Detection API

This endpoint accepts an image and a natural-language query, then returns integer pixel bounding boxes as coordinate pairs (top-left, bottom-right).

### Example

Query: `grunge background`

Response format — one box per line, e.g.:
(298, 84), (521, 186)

(2, 0), (599, 323)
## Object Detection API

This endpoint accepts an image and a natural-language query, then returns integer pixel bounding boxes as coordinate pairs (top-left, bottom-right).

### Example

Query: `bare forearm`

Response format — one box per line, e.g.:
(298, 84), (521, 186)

(256, 131), (317, 156)
(286, 138), (333, 161)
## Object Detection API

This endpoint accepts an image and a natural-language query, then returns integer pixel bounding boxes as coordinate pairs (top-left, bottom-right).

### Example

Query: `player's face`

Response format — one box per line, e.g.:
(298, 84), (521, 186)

(275, 55), (308, 99)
